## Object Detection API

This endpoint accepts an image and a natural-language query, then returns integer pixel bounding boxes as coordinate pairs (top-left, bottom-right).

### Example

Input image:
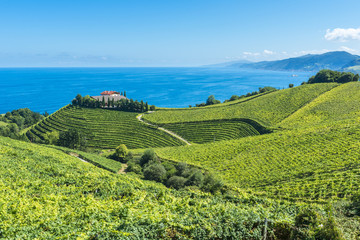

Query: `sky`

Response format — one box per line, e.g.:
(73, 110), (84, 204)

(0, 0), (360, 67)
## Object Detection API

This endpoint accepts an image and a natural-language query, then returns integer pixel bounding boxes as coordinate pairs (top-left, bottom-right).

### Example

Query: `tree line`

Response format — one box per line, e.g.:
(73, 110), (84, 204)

(71, 94), (156, 112)
(308, 69), (360, 84)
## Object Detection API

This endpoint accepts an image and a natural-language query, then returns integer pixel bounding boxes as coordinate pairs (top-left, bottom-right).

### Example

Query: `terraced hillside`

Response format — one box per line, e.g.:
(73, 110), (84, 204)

(155, 82), (360, 202)
(0, 136), (301, 239)
(143, 83), (339, 126)
(156, 121), (360, 202)
(280, 81), (360, 128)
(160, 119), (268, 144)
(26, 107), (184, 149)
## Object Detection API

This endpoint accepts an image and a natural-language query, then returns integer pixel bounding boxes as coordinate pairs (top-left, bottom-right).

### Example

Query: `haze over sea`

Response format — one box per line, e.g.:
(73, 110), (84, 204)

(0, 67), (312, 114)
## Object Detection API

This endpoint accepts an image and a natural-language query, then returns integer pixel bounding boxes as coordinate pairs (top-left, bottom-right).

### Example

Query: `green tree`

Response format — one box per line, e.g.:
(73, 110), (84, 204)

(143, 163), (167, 182)
(150, 105), (156, 111)
(167, 176), (187, 189)
(115, 144), (128, 161)
(140, 149), (157, 166)
(58, 129), (87, 149)
(145, 102), (149, 111)
(289, 83), (294, 88)
(102, 96), (106, 107)
(124, 91), (127, 97)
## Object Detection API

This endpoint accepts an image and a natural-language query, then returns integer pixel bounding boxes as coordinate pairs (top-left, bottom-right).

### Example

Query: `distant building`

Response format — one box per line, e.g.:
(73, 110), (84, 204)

(91, 91), (127, 103)
(100, 91), (120, 96)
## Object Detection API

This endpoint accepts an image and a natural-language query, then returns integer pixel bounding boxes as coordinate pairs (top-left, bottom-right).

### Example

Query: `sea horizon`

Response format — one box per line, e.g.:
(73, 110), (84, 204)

(0, 67), (313, 114)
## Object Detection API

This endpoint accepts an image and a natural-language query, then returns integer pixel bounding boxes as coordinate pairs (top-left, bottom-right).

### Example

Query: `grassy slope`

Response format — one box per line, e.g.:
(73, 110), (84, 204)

(143, 83), (339, 126)
(27, 107), (184, 149)
(0, 136), (299, 239)
(155, 82), (360, 201)
(161, 119), (262, 144)
(280, 82), (360, 128)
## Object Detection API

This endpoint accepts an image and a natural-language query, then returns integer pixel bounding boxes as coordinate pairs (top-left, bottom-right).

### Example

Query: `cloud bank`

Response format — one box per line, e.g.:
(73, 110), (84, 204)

(325, 27), (360, 41)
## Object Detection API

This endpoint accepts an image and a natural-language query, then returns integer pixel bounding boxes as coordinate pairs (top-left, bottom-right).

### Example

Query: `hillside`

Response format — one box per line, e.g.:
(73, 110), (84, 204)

(143, 83), (338, 126)
(153, 82), (360, 202)
(0, 135), (301, 239)
(225, 51), (360, 72)
(26, 107), (185, 149)
(281, 81), (360, 128)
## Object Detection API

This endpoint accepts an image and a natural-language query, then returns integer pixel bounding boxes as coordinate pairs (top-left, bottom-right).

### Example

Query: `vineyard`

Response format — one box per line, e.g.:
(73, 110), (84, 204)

(143, 83), (339, 126)
(280, 81), (360, 128)
(160, 119), (267, 144)
(0, 136), (305, 239)
(26, 107), (185, 149)
(156, 121), (360, 202)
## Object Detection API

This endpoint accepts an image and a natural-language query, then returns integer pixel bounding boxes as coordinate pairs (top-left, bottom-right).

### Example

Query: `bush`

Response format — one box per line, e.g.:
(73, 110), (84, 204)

(295, 207), (319, 228)
(201, 174), (224, 193)
(123, 152), (134, 163)
(289, 83), (294, 88)
(140, 149), (157, 166)
(162, 162), (177, 179)
(167, 176), (187, 189)
(143, 163), (167, 182)
(314, 217), (344, 240)
(185, 170), (204, 187)
(126, 160), (142, 174)
(176, 162), (188, 176)
(115, 144), (128, 161)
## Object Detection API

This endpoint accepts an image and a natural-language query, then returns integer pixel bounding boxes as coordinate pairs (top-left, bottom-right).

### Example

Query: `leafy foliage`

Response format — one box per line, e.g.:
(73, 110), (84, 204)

(26, 107), (184, 149)
(308, 69), (359, 84)
(0, 135), (305, 239)
(144, 83), (338, 126)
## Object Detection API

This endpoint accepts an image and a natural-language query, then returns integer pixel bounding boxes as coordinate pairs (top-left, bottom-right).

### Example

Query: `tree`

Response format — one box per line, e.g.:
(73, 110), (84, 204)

(143, 163), (167, 182)
(115, 144), (128, 161)
(102, 96), (105, 107)
(58, 129), (87, 149)
(140, 149), (157, 166)
(124, 91), (127, 97)
(167, 176), (187, 189)
(140, 100), (144, 112)
(289, 83), (294, 88)
(229, 95), (239, 101)
(150, 105), (156, 111)
(206, 95), (220, 105)
(145, 102), (149, 112)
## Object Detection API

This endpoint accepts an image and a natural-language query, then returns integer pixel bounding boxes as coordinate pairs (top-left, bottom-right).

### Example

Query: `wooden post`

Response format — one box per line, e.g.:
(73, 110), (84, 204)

(263, 218), (268, 240)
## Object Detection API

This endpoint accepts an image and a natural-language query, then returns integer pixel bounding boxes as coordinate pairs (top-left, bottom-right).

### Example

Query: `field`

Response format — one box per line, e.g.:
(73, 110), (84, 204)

(160, 119), (266, 144)
(0, 136), (303, 239)
(154, 82), (360, 202)
(143, 83), (338, 126)
(280, 82), (360, 128)
(26, 107), (185, 149)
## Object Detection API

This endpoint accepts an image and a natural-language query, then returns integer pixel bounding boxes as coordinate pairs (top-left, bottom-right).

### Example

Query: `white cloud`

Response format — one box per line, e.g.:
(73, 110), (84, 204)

(325, 27), (360, 41)
(339, 46), (357, 54)
(263, 49), (274, 55)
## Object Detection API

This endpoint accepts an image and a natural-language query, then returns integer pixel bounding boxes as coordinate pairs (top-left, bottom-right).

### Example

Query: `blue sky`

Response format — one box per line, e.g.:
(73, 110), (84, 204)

(1, 0), (360, 67)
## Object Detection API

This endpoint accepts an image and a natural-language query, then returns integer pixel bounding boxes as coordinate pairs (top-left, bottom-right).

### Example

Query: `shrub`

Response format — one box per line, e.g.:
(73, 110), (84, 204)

(143, 163), (167, 182)
(140, 149), (157, 166)
(201, 174), (224, 193)
(185, 170), (204, 187)
(126, 160), (142, 175)
(167, 176), (187, 189)
(162, 162), (177, 179)
(295, 207), (319, 228)
(289, 83), (294, 88)
(176, 162), (188, 176)
(115, 144), (128, 161)
(314, 217), (344, 240)
(123, 152), (133, 163)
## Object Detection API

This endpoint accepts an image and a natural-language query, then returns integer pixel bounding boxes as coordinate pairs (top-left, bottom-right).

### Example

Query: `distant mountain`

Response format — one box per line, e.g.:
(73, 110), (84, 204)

(217, 51), (360, 72)
(204, 59), (252, 68)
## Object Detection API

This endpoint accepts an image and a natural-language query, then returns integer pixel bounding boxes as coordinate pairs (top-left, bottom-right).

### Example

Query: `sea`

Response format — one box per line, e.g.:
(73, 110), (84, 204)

(0, 67), (313, 114)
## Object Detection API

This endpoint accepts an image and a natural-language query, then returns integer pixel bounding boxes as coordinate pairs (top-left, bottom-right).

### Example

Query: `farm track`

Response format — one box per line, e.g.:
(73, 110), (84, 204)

(137, 112), (192, 145)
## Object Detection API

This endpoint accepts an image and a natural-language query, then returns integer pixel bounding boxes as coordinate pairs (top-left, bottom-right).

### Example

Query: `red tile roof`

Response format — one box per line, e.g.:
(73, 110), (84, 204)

(101, 91), (120, 95)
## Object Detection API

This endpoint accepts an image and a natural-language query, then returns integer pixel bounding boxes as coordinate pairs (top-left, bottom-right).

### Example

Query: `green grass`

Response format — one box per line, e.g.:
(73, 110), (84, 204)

(0, 136), (303, 239)
(161, 119), (267, 144)
(143, 83), (339, 126)
(0, 121), (8, 127)
(280, 82), (360, 129)
(27, 107), (185, 149)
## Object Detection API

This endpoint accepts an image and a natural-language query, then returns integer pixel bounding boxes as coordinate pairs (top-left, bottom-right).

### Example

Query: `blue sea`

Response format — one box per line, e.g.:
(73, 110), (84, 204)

(0, 67), (313, 114)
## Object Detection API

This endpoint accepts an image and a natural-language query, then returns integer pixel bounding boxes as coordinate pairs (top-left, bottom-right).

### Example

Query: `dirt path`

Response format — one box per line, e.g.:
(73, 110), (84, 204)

(118, 164), (128, 174)
(137, 112), (191, 146)
(69, 152), (88, 163)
